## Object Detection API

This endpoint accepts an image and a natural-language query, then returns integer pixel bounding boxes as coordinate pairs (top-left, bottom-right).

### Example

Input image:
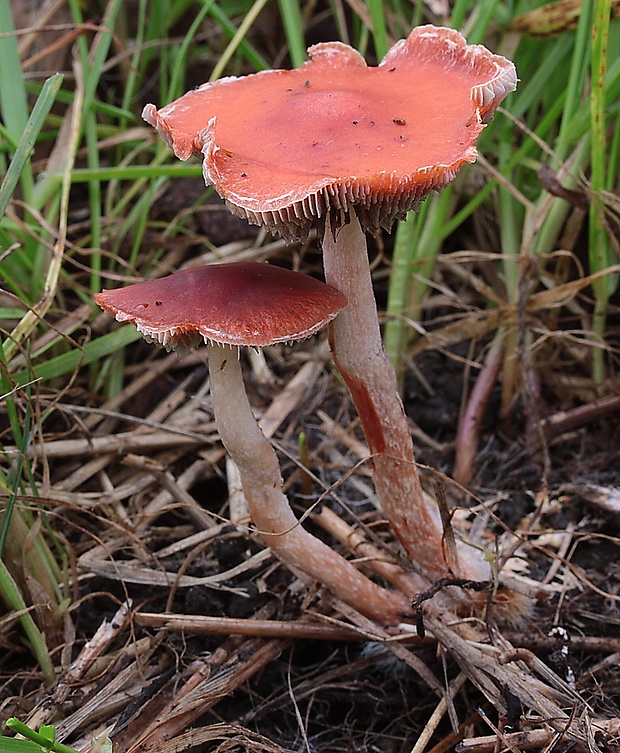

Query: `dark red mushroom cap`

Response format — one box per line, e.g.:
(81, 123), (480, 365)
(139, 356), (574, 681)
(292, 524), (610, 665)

(94, 262), (347, 350)
(143, 25), (517, 240)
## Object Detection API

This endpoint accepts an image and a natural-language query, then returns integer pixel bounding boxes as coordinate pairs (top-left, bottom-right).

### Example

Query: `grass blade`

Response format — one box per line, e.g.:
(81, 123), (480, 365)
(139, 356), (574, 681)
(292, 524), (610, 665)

(0, 0), (34, 199)
(204, 1), (270, 73)
(0, 74), (63, 222)
(367, 0), (389, 58)
(3, 59), (82, 362)
(11, 326), (145, 387)
(209, 0), (271, 81)
(589, 0), (616, 387)
(278, 0), (306, 67)
(0, 557), (54, 683)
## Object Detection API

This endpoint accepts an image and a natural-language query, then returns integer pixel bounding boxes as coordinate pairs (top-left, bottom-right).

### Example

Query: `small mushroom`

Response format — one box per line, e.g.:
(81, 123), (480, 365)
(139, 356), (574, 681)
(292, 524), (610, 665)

(142, 26), (517, 583)
(95, 262), (411, 623)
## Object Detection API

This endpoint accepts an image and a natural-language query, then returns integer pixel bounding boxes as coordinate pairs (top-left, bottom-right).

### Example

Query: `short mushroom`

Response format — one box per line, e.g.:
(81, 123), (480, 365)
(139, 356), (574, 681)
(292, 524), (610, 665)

(95, 261), (411, 624)
(142, 26), (517, 584)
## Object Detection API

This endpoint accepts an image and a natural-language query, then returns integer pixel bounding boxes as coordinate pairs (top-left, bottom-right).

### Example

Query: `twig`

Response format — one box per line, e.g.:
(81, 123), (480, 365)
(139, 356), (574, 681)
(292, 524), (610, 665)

(135, 611), (434, 643)
(17, 430), (211, 458)
(456, 719), (620, 753)
(410, 673), (469, 753)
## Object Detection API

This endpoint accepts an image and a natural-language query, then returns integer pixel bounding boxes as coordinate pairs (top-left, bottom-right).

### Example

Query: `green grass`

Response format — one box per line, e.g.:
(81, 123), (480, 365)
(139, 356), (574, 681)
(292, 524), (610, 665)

(1, 719), (111, 753)
(589, 0), (618, 387)
(384, 1), (620, 406)
(0, 0), (618, 695)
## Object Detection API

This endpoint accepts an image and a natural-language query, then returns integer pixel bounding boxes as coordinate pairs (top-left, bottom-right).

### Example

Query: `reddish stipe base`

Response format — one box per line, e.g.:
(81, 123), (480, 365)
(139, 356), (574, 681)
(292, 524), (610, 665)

(322, 212), (488, 583)
(207, 341), (411, 625)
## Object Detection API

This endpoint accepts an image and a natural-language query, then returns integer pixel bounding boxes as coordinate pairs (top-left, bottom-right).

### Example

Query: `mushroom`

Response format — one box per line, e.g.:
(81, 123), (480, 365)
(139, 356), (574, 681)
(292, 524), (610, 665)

(95, 262), (411, 624)
(142, 26), (517, 583)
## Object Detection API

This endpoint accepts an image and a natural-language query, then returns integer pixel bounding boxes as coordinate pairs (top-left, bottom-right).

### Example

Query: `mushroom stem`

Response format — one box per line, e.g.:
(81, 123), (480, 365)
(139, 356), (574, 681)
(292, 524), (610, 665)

(321, 212), (450, 583)
(206, 341), (411, 624)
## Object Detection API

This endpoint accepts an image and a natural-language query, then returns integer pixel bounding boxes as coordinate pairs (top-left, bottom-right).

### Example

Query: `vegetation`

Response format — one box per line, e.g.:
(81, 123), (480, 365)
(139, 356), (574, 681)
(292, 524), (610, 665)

(0, 0), (619, 751)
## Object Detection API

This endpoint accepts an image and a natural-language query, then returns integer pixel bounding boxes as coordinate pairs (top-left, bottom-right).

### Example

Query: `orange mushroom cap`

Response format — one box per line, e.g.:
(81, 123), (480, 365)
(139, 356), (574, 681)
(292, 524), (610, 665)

(95, 262), (347, 350)
(143, 25), (517, 240)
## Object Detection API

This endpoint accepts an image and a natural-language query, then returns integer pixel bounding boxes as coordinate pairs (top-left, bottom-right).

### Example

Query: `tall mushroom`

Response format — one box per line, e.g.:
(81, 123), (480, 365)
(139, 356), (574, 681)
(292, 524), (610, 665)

(142, 26), (517, 583)
(95, 262), (411, 624)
